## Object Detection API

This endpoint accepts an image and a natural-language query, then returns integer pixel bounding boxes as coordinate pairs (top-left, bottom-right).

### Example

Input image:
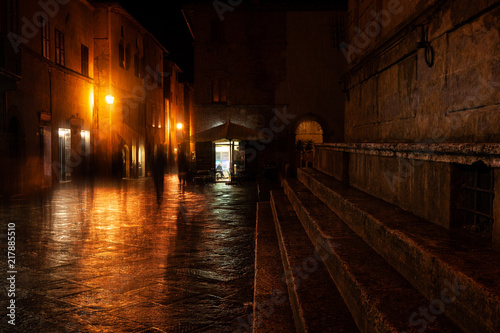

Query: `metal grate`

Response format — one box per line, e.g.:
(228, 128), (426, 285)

(457, 165), (494, 237)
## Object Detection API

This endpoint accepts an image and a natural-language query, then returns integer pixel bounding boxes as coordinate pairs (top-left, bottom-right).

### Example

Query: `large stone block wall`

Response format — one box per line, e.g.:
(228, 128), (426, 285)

(348, 153), (451, 228)
(315, 143), (500, 235)
(494, 169), (500, 250)
(347, 0), (435, 63)
(345, 0), (500, 143)
(314, 149), (348, 183)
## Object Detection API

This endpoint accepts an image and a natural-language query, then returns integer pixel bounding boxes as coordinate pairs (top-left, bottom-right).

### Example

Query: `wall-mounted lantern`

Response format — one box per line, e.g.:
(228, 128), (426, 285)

(105, 95), (115, 105)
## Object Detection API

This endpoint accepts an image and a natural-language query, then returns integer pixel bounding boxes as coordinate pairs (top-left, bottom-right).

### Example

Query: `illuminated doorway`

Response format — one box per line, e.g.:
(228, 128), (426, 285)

(215, 140), (240, 181)
(295, 120), (323, 143)
(139, 145), (145, 177)
(58, 128), (71, 181)
(215, 142), (230, 181)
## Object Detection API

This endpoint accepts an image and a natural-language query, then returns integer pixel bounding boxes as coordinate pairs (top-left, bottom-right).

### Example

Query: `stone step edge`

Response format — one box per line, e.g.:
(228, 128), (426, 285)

(280, 182), (460, 333)
(270, 196), (308, 333)
(270, 191), (361, 333)
(253, 202), (296, 333)
(297, 167), (500, 333)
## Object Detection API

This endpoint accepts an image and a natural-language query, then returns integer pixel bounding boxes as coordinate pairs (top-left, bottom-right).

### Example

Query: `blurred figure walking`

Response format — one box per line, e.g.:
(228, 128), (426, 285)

(153, 144), (167, 204)
(177, 147), (188, 187)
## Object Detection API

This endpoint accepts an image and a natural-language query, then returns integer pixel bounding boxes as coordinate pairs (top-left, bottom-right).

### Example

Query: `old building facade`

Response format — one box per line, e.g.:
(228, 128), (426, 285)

(164, 60), (194, 172)
(1, 0), (95, 195)
(0, 0), (177, 195)
(184, 1), (348, 175)
(93, 2), (166, 180)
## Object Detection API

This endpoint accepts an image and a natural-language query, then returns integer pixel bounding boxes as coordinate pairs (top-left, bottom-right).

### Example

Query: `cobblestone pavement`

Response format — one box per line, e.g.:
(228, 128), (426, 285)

(0, 176), (257, 332)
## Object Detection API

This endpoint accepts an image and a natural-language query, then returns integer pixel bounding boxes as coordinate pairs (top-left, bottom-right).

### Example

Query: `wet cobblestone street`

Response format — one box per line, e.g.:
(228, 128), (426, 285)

(0, 176), (257, 332)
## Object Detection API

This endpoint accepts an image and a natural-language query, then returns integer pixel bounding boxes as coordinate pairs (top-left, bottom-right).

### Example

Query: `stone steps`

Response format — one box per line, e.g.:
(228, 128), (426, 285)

(279, 183), (460, 333)
(270, 191), (360, 332)
(296, 167), (500, 333)
(253, 202), (296, 332)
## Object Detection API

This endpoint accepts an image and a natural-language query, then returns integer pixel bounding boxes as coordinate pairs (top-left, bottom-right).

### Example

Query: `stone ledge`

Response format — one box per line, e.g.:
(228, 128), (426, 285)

(316, 143), (500, 167)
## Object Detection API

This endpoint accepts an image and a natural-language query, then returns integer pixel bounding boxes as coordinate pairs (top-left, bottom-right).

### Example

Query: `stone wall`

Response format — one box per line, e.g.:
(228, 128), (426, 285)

(335, 0), (500, 247)
(315, 143), (500, 237)
(348, 153), (451, 228)
(191, 8), (287, 107)
(344, 0), (499, 143)
(495, 169), (500, 250)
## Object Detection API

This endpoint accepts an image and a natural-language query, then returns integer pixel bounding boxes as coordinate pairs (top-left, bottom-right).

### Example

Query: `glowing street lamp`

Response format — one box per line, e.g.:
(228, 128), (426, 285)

(105, 95), (115, 105)
(176, 122), (183, 130)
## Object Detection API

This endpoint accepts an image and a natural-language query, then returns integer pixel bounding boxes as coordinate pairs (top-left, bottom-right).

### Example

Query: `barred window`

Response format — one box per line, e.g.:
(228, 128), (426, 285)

(453, 163), (495, 238)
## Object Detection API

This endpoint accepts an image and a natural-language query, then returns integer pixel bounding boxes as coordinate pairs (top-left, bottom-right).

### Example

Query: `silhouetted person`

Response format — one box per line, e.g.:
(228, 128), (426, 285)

(177, 149), (188, 187)
(153, 144), (166, 204)
(216, 163), (223, 179)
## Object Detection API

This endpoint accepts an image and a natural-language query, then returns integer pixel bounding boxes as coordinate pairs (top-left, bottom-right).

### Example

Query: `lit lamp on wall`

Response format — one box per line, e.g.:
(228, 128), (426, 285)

(176, 122), (184, 144)
(105, 95), (115, 105)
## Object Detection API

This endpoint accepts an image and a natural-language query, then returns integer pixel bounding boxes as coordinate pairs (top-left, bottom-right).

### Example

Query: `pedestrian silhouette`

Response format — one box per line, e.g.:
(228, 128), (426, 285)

(153, 144), (166, 204)
(177, 147), (188, 187)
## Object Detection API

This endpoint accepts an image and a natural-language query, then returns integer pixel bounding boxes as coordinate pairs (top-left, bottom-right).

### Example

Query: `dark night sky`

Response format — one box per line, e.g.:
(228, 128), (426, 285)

(115, 0), (196, 80)
(110, 0), (348, 81)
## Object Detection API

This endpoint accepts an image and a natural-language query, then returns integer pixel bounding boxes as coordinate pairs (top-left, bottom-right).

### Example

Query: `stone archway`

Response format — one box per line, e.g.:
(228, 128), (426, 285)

(295, 119), (324, 144)
(294, 118), (324, 168)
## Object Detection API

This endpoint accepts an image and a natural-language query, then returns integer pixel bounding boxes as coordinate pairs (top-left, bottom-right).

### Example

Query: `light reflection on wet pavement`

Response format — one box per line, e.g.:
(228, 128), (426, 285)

(0, 176), (257, 332)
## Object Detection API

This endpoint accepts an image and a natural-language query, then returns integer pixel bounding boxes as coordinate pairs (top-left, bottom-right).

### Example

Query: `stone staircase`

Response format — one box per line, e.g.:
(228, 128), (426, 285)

(253, 167), (500, 333)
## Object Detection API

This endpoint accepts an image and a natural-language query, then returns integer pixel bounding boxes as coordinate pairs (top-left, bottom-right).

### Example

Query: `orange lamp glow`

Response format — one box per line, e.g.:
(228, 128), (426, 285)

(105, 95), (115, 105)
(176, 123), (183, 130)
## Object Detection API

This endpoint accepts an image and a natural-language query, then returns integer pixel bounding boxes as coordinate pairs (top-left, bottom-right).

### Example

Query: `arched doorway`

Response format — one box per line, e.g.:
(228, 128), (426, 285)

(295, 119), (324, 168)
(295, 120), (324, 144)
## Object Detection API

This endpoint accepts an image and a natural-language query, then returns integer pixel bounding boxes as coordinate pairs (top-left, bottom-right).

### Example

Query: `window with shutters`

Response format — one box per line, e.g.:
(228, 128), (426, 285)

(41, 18), (49, 59)
(55, 29), (64, 66)
(81, 45), (89, 76)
